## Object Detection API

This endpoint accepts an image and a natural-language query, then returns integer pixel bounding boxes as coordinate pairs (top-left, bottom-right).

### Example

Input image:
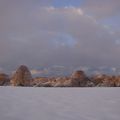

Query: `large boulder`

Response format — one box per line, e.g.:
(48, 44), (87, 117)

(0, 73), (10, 86)
(70, 70), (89, 87)
(71, 70), (86, 79)
(11, 65), (32, 86)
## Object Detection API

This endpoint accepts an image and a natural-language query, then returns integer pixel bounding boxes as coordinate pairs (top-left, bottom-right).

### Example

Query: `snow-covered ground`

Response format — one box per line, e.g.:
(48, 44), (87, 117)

(0, 87), (120, 120)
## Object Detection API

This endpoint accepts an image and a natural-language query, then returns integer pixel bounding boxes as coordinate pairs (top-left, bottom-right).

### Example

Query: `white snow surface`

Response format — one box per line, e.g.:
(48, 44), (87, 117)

(0, 87), (120, 120)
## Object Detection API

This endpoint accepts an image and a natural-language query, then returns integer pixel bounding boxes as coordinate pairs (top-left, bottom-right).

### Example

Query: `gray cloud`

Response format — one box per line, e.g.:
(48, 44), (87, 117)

(82, 0), (120, 19)
(0, 1), (120, 72)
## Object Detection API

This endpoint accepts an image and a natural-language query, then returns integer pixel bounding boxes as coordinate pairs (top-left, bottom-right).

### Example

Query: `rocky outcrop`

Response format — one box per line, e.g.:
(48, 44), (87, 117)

(0, 65), (117, 87)
(0, 73), (10, 86)
(91, 74), (120, 87)
(53, 77), (72, 87)
(113, 76), (120, 87)
(32, 70), (94, 87)
(70, 70), (91, 87)
(11, 65), (32, 86)
(71, 71), (86, 79)
(32, 77), (49, 87)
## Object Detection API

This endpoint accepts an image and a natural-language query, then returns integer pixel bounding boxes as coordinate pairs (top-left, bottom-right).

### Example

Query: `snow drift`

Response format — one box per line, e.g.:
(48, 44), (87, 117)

(0, 87), (120, 120)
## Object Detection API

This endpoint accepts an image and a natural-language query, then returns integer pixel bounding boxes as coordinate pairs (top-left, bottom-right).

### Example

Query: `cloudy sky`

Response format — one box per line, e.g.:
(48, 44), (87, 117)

(0, 0), (120, 72)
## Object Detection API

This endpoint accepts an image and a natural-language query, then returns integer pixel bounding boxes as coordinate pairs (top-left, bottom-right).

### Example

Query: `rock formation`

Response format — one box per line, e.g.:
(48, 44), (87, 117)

(70, 70), (89, 87)
(32, 77), (49, 87)
(91, 74), (120, 87)
(32, 70), (94, 87)
(0, 73), (10, 86)
(54, 77), (72, 87)
(0, 65), (118, 87)
(11, 65), (32, 86)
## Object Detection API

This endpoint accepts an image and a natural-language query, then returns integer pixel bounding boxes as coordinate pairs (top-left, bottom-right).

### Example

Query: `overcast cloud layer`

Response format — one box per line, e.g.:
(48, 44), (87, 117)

(0, 0), (120, 72)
